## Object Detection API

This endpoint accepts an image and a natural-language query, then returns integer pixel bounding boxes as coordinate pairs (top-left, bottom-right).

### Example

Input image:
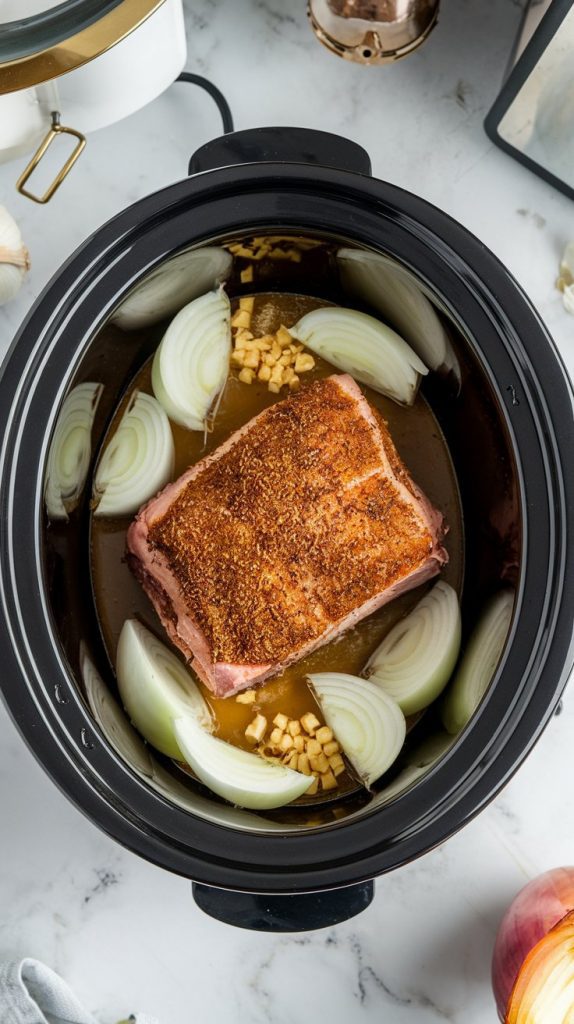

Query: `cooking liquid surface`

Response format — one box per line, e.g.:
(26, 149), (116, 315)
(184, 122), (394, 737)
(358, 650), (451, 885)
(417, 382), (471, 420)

(91, 292), (464, 803)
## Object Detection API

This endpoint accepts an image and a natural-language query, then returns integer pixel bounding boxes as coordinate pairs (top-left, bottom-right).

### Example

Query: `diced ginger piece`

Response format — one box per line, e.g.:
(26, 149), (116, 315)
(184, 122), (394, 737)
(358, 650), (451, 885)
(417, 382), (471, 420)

(287, 719), (301, 737)
(301, 712), (320, 735)
(333, 762), (346, 777)
(263, 353), (276, 367)
(271, 341), (282, 361)
(239, 296), (255, 312)
(231, 351), (246, 367)
(243, 350), (260, 370)
(268, 382), (281, 394)
(255, 339), (272, 352)
(282, 366), (296, 384)
(285, 751), (298, 770)
(240, 265), (254, 284)
(269, 727), (284, 746)
(276, 325), (292, 348)
(295, 353), (315, 374)
(306, 738), (322, 757)
(323, 740), (340, 757)
(270, 364), (284, 384)
(231, 309), (251, 329)
(307, 776), (319, 796)
(315, 726), (333, 745)
(238, 367), (255, 384)
(316, 753), (330, 773)
(320, 769), (337, 791)
(273, 713), (289, 730)
(245, 713), (267, 743)
(258, 364), (271, 382)
(278, 353), (292, 367)
(309, 755), (322, 773)
(235, 329), (253, 344)
(293, 734), (305, 752)
(236, 689), (256, 705)
(279, 733), (293, 752)
(329, 753), (344, 769)
(298, 753), (311, 775)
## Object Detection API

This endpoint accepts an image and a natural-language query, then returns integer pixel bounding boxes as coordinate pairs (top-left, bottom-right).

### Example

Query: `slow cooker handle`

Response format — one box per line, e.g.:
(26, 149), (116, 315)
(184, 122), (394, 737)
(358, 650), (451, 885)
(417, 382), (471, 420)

(192, 879), (374, 932)
(188, 126), (372, 176)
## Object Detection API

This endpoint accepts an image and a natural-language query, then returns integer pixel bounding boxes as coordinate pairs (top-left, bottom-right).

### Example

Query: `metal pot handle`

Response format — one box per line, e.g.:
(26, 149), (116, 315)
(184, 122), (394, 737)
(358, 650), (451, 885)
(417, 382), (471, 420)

(192, 879), (374, 932)
(188, 126), (372, 176)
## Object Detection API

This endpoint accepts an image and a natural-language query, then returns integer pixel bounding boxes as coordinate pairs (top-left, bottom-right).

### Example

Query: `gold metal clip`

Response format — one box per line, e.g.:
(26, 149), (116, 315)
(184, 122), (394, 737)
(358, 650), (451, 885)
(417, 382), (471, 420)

(16, 112), (86, 204)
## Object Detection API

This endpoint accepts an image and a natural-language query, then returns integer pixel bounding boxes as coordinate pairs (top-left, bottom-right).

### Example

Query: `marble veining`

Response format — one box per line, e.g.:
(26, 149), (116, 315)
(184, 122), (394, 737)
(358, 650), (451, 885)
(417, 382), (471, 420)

(1, 0), (573, 1021)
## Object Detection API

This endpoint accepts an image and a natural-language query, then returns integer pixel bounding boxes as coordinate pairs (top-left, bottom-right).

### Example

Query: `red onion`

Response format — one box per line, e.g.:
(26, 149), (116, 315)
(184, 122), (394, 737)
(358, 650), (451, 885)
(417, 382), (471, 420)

(492, 867), (574, 1021)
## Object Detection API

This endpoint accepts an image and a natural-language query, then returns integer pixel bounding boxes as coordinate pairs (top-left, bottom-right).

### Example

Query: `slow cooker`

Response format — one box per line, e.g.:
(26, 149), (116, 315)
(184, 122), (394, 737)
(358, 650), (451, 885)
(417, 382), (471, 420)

(1, 127), (573, 932)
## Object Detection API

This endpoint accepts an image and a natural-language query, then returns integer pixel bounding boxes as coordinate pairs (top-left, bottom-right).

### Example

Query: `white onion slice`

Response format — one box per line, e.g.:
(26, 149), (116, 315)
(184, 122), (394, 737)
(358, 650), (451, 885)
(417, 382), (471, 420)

(81, 645), (154, 778)
(337, 247), (457, 374)
(365, 581), (461, 715)
(93, 390), (174, 517)
(111, 247), (232, 330)
(290, 306), (428, 405)
(116, 619), (213, 759)
(152, 287), (231, 430)
(174, 716), (314, 810)
(442, 589), (514, 735)
(309, 673), (406, 787)
(44, 382), (103, 520)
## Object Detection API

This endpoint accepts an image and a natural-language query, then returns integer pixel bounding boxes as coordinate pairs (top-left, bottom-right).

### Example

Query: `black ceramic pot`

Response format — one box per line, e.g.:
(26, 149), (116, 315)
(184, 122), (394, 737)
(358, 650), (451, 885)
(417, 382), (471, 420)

(1, 128), (573, 932)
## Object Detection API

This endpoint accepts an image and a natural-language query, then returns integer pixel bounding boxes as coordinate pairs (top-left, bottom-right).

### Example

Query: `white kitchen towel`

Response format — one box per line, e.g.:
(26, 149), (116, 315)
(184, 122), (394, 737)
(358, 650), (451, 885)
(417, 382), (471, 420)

(0, 959), (160, 1024)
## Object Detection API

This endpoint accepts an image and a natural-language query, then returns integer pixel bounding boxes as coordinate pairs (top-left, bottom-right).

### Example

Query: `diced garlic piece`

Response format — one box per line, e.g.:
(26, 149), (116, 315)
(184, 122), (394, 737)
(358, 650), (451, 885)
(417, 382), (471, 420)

(231, 309), (251, 329)
(287, 720), (301, 737)
(307, 777), (319, 796)
(243, 351), (260, 370)
(269, 727), (284, 746)
(238, 368), (255, 384)
(306, 738), (322, 757)
(273, 713), (289, 730)
(293, 734), (305, 752)
(315, 726), (333, 745)
(268, 382), (281, 394)
(258, 364), (271, 382)
(236, 689), (257, 705)
(323, 740), (339, 757)
(276, 325), (292, 347)
(245, 713), (267, 743)
(298, 753), (311, 775)
(320, 769), (337, 790)
(279, 734), (293, 752)
(301, 712), (320, 734)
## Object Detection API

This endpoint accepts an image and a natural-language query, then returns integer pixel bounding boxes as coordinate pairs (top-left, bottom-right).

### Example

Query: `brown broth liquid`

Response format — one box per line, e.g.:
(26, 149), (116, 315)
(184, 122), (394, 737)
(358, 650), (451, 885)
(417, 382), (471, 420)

(91, 293), (464, 801)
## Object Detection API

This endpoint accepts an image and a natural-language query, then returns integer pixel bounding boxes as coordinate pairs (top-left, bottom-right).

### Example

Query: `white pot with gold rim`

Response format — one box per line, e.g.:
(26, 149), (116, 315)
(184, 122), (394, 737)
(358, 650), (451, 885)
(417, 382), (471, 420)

(0, 0), (187, 202)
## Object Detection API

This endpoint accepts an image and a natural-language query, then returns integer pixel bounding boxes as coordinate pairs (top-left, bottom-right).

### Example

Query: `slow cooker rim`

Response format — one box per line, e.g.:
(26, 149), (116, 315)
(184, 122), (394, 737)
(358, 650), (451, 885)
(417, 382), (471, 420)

(1, 163), (573, 891)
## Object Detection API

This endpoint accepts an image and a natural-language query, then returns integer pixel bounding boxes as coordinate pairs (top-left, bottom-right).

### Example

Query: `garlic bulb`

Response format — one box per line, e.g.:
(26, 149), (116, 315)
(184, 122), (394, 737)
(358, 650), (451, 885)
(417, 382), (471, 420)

(0, 205), (30, 306)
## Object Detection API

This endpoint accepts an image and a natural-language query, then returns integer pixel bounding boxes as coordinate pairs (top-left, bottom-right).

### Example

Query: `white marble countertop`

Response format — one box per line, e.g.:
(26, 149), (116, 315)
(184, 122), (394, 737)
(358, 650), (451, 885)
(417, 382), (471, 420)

(1, 1), (574, 1022)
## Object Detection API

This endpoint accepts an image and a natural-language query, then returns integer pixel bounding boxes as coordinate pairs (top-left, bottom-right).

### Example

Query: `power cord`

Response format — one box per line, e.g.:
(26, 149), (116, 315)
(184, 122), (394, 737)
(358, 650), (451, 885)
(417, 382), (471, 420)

(176, 71), (234, 135)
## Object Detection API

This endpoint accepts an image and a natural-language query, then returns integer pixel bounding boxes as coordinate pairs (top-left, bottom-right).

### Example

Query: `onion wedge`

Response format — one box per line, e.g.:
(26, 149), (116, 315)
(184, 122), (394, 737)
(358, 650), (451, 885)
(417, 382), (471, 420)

(365, 581), (461, 715)
(111, 247), (232, 330)
(116, 619), (213, 759)
(44, 382), (103, 520)
(290, 306), (428, 405)
(442, 589), (514, 735)
(93, 390), (174, 517)
(152, 287), (231, 430)
(337, 247), (459, 377)
(308, 673), (406, 787)
(174, 716), (314, 810)
(505, 911), (574, 1024)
